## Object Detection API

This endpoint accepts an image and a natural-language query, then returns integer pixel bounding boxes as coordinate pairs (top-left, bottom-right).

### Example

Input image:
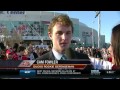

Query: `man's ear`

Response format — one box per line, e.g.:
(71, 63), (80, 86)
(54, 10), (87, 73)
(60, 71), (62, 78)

(48, 32), (52, 40)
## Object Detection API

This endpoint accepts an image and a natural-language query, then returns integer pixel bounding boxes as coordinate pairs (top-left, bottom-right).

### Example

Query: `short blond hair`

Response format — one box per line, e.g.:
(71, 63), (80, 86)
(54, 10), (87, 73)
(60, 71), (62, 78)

(48, 14), (73, 33)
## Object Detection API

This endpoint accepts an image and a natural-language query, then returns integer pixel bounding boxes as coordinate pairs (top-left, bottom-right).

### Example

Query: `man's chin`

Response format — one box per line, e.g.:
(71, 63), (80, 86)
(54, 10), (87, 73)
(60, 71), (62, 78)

(60, 47), (68, 51)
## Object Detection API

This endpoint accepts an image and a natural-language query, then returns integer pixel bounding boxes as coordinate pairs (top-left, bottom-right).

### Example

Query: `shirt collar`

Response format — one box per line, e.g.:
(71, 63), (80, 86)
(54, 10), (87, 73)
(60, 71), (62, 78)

(52, 49), (63, 60)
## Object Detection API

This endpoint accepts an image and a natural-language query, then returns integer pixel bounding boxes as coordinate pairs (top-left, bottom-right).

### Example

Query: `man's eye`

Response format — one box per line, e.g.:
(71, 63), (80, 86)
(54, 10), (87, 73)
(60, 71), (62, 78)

(57, 32), (63, 35)
(66, 32), (72, 35)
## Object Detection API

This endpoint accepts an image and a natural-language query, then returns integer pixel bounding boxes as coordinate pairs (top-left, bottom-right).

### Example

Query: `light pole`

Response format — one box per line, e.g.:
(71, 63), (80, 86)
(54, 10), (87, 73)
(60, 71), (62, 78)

(78, 38), (81, 47)
(40, 11), (42, 36)
(95, 11), (101, 49)
(92, 21), (95, 48)
(83, 42), (84, 48)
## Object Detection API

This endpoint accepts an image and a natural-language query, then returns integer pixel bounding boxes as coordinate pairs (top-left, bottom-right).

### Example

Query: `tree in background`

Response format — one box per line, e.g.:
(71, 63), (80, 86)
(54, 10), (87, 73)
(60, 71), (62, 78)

(2, 28), (23, 47)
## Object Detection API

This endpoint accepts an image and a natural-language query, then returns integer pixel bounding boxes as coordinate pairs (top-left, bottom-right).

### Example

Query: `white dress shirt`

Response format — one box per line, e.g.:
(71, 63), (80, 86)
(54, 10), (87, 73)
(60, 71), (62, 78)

(52, 49), (63, 60)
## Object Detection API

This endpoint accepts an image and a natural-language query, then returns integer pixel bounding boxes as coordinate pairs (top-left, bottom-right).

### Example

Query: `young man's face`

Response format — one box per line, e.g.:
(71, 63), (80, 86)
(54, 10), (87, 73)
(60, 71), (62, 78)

(48, 22), (72, 53)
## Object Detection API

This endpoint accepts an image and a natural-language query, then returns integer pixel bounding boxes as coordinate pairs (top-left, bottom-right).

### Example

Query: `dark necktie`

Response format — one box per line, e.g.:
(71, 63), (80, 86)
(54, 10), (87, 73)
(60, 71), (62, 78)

(61, 54), (67, 60)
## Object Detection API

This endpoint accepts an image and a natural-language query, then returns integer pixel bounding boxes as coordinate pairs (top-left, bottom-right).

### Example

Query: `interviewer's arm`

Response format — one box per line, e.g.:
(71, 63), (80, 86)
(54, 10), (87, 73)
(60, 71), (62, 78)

(89, 57), (113, 70)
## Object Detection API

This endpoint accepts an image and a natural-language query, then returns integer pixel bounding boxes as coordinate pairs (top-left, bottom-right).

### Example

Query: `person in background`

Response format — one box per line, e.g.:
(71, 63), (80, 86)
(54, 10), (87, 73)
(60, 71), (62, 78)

(27, 46), (38, 60)
(12, 43), (19, 60)
(17, 46), (28, 60)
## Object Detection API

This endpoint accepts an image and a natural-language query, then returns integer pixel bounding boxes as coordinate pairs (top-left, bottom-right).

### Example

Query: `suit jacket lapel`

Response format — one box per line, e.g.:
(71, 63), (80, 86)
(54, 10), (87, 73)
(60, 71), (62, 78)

(48, 50), (56, 60)
(65, 48), (75, 60)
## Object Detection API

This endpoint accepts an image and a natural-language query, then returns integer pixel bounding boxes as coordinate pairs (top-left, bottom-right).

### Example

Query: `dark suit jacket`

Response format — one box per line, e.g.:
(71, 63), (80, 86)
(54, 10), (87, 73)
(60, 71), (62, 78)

(36, 48), (93, 70)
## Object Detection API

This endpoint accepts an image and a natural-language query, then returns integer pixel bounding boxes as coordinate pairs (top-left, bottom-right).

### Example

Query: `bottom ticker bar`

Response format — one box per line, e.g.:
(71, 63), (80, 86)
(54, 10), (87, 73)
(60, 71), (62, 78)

(0, 69), (120, 79)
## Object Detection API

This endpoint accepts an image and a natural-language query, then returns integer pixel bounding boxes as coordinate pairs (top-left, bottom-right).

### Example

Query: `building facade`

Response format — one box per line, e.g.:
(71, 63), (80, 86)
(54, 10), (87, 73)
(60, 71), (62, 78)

(0, 11), (105, 48)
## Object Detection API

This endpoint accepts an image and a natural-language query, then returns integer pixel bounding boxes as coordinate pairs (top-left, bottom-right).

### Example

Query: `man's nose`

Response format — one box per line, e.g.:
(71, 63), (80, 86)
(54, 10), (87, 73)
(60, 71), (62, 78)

(61, 34), (67, 40)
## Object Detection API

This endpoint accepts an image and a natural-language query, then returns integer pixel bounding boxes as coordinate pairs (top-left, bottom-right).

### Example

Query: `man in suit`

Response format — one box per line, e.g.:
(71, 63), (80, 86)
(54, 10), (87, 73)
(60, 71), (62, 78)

(36, 14), (93, 69)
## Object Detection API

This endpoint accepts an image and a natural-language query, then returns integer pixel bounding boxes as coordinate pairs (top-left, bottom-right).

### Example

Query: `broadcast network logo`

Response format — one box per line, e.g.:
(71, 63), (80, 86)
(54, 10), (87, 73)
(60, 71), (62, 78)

(91, 70), (100, 75)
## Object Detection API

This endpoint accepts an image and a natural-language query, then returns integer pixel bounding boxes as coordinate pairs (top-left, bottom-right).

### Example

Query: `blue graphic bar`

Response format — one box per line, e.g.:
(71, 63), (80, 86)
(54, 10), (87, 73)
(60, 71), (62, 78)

(19, 70), (36, 76)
